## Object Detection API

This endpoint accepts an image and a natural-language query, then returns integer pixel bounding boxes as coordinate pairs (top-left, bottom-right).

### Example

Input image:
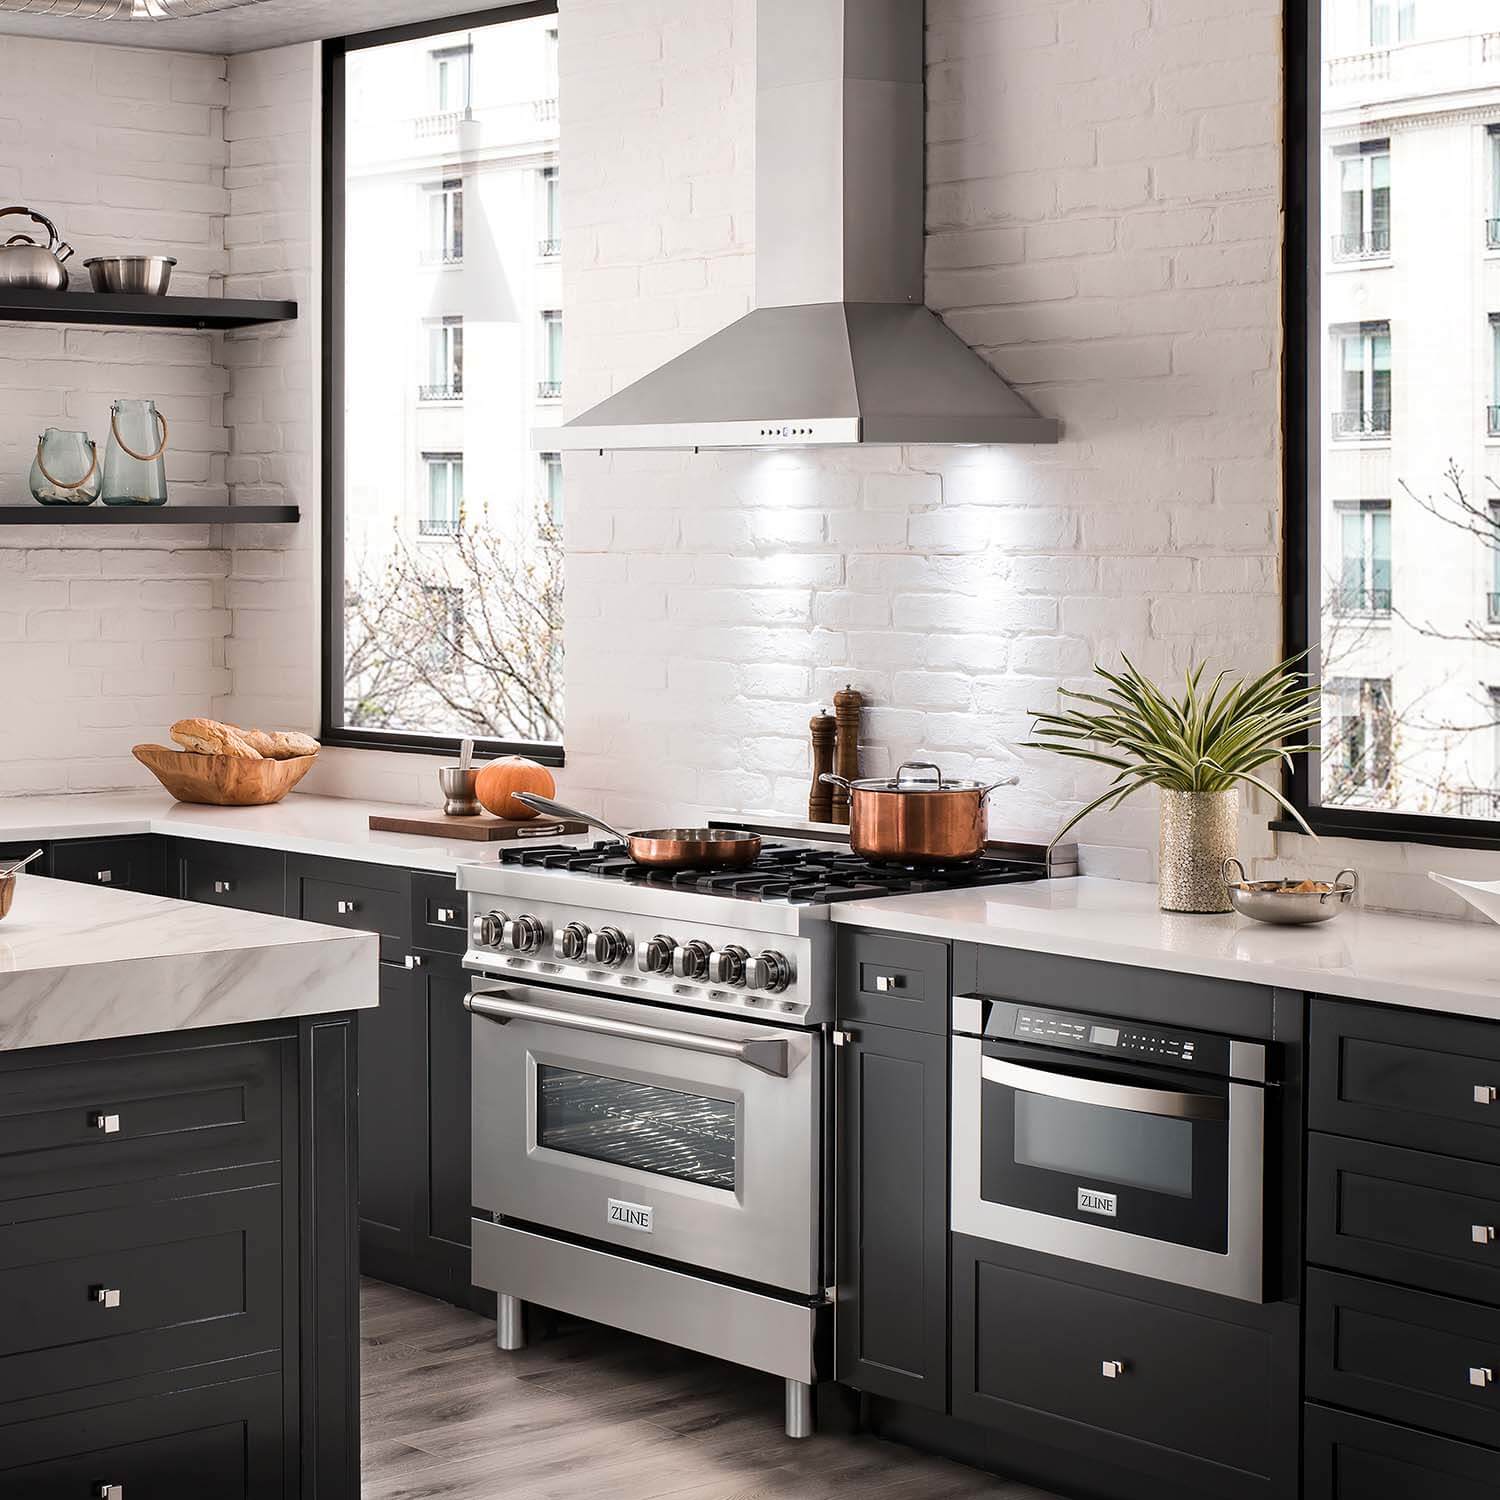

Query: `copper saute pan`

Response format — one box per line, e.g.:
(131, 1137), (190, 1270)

(514, 793), (762, 871)
(821, 761), (1020, 866)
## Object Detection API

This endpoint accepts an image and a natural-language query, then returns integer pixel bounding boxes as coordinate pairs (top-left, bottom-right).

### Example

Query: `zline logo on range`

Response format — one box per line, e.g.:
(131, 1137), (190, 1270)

(1077, 1187), (1118, 1218)
(607, 1198), (654, 1233)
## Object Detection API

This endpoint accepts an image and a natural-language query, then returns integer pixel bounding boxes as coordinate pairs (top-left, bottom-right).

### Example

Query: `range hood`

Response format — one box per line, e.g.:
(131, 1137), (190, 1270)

(537, 0), (1059, 452)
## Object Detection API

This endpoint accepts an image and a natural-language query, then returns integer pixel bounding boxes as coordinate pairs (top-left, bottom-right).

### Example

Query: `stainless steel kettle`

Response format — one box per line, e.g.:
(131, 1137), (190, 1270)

(0, 206), (74, 291)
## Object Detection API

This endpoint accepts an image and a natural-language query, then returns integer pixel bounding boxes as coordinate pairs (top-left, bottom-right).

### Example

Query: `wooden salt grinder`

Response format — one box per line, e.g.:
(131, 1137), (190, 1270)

(808, 711), (836, 823)
(832, 684), (863, 826)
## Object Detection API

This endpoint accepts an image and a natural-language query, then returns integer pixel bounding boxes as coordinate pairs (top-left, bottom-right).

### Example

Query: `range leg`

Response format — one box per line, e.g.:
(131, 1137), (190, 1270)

(496, 1294), (526, 1351)
(784, 1377), (814, 1439)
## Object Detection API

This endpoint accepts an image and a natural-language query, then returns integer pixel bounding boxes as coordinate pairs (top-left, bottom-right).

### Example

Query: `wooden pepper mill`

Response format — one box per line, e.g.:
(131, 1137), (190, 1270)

(808, 711), (836, 823)
(831, 684), (864, 826)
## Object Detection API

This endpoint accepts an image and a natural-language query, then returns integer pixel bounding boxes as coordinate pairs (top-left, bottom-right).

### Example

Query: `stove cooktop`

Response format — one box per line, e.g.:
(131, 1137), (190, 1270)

(494, 839), (1051, 905)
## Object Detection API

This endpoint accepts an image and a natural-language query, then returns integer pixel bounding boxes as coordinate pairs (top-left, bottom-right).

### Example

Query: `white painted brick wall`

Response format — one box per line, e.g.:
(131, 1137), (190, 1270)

(559, 0), (1286, 854)
(0, 37), (233, 792)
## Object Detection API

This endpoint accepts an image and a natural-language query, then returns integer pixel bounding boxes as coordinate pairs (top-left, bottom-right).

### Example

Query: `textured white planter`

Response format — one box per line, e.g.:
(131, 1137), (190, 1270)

(1158, 789), (1238, 914)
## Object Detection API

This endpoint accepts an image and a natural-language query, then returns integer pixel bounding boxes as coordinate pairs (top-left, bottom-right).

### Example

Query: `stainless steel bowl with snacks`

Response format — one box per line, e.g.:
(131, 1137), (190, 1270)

(1221, 857), (1358, 926)
(83, 255), (177, 295)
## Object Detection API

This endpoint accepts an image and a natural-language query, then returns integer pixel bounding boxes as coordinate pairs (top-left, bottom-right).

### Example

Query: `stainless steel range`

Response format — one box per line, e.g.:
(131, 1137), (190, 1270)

(458, 831), (1070, 1438)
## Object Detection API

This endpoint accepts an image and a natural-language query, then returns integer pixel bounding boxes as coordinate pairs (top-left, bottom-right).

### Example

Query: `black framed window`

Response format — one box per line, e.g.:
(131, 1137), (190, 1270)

(1287, 0), (1500, 845)
(323, 3), (563, 761)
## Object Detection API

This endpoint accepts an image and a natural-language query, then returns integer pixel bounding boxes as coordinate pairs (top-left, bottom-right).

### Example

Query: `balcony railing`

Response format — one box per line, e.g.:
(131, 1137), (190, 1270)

(1458, 787), (1500, 819)
(419, 382), (463, 402)
(538, 237), (560, 258)
(1332, 408), (1392, 439)
(537, 379), (562, 400)
(414, 107), (472, 138)
(1331, 228), (1390, 261)
(1487, 218), (1500, 250)
(1326, 49), (1390, 85)
(421, 250), (463, 267)
(534, 96), (558, 123)
(1335, 586), (1393, 615)
(418, 516), (459, 537)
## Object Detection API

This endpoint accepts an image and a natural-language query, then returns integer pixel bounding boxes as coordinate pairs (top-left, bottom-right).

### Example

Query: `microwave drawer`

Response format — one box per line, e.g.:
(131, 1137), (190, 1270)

(952, 1250), (1274, 1476)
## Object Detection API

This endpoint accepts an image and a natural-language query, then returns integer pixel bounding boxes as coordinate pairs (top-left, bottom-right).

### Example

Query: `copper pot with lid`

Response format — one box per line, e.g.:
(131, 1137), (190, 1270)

(820, 761), (1020, 866)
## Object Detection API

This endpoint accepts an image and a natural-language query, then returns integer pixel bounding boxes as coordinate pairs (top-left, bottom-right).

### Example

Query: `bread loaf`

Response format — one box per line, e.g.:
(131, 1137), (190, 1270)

(242, 729), (320, 761)
(170, 718), (263, 759)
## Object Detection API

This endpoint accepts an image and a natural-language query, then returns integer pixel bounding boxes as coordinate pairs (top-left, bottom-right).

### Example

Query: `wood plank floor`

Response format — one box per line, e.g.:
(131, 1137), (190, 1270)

(361, 1279), (1065, 1500)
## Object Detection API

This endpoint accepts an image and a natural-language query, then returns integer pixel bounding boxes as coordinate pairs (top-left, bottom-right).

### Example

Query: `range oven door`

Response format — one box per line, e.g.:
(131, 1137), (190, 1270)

(469, 980), (821, 1296)
(952, 1034), (1265, 1302)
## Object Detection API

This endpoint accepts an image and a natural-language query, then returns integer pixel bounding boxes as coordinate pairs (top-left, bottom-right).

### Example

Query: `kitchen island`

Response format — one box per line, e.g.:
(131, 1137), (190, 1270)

(0, 874), (375, 1498)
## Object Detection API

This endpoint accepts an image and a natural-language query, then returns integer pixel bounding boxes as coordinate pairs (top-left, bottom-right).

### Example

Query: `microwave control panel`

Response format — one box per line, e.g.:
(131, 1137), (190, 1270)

(990, 1002), (1238, 1076)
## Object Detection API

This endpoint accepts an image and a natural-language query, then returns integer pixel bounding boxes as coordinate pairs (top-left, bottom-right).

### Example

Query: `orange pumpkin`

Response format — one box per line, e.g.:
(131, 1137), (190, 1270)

(475, 757), (556, 820)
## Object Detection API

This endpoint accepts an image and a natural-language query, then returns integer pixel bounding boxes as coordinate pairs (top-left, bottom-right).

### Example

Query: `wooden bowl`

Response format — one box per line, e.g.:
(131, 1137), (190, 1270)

(133, 744), (317, 806)
(0, 875), (12, 921)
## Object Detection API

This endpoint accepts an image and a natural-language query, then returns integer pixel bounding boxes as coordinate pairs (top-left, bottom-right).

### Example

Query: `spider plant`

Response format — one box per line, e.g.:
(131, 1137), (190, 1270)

(1025, 654), (1321, 847)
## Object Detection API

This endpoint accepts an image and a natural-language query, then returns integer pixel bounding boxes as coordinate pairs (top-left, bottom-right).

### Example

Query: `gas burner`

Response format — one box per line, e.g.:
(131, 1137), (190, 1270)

(496, 839), (1049, 905)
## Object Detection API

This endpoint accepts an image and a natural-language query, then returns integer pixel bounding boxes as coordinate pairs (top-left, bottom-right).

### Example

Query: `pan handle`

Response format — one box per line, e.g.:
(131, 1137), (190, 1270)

(979, 775), (1021, 798)
(818, 772), (853, 791)
(512, 791), (629, 843)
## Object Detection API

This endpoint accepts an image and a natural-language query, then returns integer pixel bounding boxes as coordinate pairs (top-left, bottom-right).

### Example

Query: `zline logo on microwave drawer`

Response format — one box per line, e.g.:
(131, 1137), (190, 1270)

(607, 1198), (654, 1233)
(1078, 1187), (1118, 1218)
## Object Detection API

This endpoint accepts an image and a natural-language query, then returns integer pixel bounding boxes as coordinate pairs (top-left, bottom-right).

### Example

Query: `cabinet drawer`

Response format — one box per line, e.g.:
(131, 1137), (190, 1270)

(0, 1371), (282, 1498)
(49, 836), (162, 896)
(1311, 1000), (1500, 1164)
(1305, 1403), (1500, 1498)
(1309, 1132), (1500, 1305)
(1307, 1268), (1500, 1448)
(289, 856), (409, 963)
(0, 1184), (280, 1404)
(837, 929), (950, 1032)
(169, 839), (286, 916)
(952, 1253), (1273, 1475)
(411, 870), (466, 956)
(0, 1034), (282, 1204)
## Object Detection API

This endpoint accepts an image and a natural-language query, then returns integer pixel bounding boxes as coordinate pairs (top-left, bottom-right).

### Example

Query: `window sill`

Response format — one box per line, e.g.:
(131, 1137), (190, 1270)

(1328, 257), (1393, 272)
(1271, 809), (1500, 851)
(320, 727), (565, 766)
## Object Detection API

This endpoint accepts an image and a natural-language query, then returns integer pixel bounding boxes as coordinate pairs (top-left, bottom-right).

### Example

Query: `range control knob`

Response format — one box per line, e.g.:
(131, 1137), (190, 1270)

(555, 921), (591, 961)
(637, 934), (676, 975)
(745, 950), (794, 993)
(501, 914), (547, 954)
(587, 926), (630, 967)
(672, 939), (712, 981)
(471, 910), (506, 948)
(707, 945), (749, 986)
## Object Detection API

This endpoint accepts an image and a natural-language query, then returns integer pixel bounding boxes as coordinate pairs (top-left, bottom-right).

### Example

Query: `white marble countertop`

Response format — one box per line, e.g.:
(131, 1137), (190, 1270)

(834, 876), (1500, 1020)
(0, 872), (376, 1051)
(0, 790), (505, 875)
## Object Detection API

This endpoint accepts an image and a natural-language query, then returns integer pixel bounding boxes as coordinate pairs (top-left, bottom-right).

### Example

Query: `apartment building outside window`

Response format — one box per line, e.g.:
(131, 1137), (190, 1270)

(431, 43), (472, 113)
(422, 316), (463, 401)
(1327, 677), (1394, 797)
(539, 166), (560, 257)
(541, 451), (562, 523)
(1332, 141), (1390, 260)
(1490, 503), (1500, 624)
(1489, 128), (1500, 249)
(422, 453), (463, 536)
(1332, 323), (1391, 438)
(427, 178), (463, 263)
(539, 309), (562, 400)
(1491, 317), (1500, 435)
(1336, 500), (1392, 614)
(1368, 0), (1414, 47)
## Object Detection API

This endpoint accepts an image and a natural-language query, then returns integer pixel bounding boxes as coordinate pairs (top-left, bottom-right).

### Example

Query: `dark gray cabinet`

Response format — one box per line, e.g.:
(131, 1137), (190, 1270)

(168, 838), (287, 915)
(1305, 1403), (1500, 1497)
(835, 929), (949, 1410)
(49, 834), (163, 895)
(0, 1019), (359, 1498)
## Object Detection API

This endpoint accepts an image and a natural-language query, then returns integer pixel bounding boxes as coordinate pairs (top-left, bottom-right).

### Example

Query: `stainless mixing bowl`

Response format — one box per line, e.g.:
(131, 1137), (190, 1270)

(84, 255), (177, 295)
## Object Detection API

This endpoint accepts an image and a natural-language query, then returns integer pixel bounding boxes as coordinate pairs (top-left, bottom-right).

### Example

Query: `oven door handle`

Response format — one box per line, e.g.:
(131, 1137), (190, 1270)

(980, 1056), (1227, 1121)
(464, 989), (791, 1078)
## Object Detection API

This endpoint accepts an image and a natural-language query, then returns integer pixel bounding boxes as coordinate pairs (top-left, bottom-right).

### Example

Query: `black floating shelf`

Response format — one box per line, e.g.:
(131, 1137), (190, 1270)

(0, 506), (300, 525)
(0, 289), (298, 330)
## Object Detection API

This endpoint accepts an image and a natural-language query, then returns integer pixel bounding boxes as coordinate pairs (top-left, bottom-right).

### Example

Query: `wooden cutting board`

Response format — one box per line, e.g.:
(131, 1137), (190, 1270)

(369, 809), (588, 842)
